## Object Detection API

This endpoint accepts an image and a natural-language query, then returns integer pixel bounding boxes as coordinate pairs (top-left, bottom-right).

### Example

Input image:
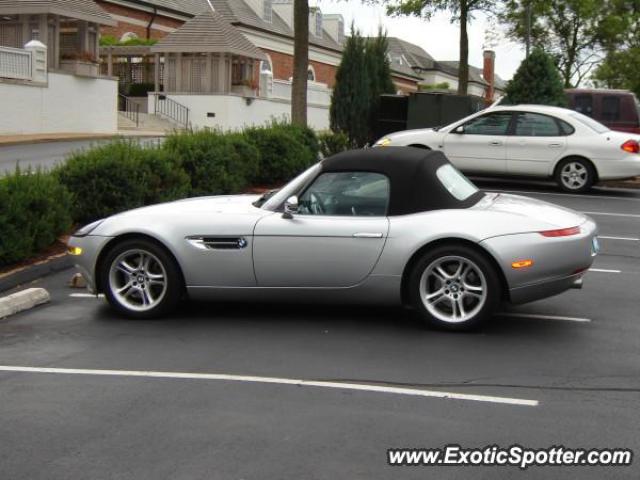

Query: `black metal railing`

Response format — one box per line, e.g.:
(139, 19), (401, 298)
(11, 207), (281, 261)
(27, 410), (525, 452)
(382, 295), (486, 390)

(118, 94), (140, 127)
(154, 94), (190, 129)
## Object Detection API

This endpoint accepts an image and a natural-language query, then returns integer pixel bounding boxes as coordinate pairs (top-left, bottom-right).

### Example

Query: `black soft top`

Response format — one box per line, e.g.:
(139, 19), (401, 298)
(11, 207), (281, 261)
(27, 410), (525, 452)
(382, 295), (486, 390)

(320, 147), (485, 216)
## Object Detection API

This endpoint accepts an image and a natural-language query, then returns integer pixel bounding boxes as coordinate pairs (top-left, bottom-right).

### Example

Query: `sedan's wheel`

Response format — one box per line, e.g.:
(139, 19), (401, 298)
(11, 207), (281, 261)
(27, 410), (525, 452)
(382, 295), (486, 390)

(555, 158), (595, 193)
(408, 245), (501, 331)
(101, 239), (182, 318)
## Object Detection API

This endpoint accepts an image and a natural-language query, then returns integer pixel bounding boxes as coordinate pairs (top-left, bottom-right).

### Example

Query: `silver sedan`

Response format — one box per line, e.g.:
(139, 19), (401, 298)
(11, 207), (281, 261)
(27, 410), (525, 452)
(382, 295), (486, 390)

(68, 147), (598, 331)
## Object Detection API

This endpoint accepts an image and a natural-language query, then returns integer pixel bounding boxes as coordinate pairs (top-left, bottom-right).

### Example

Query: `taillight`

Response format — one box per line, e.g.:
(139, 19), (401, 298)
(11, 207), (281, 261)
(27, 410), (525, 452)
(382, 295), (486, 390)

(621, 140), (639, 153)
(539, 226), (581, 237)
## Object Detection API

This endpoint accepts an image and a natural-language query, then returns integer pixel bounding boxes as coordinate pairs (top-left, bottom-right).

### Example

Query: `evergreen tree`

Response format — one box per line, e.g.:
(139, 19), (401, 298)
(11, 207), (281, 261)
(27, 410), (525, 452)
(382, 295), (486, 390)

(505, 49), (566, 107)
(365, 31), (397, 141)
(330, 27), (370, 147)
(330, 26), (396, 147)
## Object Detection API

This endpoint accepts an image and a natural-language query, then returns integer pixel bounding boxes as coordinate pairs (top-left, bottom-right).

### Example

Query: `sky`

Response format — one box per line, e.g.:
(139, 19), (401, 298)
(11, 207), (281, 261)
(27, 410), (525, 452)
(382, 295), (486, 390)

(314, 0), (525, 81)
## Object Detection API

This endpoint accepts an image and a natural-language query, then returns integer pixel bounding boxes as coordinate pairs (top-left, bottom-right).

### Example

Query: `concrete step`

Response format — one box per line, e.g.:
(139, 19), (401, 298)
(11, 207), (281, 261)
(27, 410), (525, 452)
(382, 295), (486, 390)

(118, 112), (184, 133)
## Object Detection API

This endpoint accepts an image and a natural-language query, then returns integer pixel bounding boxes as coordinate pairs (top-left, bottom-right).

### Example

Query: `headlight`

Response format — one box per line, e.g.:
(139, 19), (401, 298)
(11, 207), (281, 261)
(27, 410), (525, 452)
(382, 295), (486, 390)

(376, 137), (392, 147)
(73, 219), (104, 237)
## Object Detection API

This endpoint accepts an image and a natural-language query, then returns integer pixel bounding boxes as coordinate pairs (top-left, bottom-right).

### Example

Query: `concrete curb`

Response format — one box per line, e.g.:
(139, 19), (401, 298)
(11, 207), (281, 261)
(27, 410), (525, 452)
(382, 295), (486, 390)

(0, 255), (73, 293)
(0, 288), (50, 319)
(0, 132), (165, 147)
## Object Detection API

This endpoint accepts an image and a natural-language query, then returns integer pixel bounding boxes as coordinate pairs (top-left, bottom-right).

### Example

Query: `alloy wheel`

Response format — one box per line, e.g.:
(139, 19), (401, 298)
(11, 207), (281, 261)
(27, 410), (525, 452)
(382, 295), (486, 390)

(108, 249), (168, 312)
(419, 255), (487, 324)
(560, 161), (589, 190)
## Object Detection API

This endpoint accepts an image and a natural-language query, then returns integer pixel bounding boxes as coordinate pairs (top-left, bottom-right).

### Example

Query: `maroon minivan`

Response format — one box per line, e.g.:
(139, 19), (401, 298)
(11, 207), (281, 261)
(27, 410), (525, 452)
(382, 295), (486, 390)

(566, 89), (640, 134)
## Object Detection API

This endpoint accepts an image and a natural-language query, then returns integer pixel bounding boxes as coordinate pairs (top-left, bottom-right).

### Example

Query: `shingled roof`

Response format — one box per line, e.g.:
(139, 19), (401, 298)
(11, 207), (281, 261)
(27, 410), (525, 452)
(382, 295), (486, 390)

(0, 0), (116, 25)
(151, 9), (266, 60)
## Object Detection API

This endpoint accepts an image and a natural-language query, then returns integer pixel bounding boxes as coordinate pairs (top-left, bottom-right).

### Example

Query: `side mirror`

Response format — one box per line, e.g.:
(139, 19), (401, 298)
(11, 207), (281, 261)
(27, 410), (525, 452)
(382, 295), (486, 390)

(282, 195), (299, 219)
(454, 125), (465, 134)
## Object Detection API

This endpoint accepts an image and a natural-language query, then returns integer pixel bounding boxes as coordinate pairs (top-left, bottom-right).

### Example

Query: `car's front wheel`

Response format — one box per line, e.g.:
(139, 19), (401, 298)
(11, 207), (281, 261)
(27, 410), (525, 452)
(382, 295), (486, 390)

(555, 157), (596, 193)
(100, 239), (183, 318)
(408, 245), (501, 331)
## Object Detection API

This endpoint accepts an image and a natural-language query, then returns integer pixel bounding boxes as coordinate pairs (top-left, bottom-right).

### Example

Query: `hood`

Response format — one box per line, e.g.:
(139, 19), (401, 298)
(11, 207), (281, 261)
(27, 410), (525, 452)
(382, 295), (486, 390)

(115, 194), (262, 218)
(479, 193), (587, 229)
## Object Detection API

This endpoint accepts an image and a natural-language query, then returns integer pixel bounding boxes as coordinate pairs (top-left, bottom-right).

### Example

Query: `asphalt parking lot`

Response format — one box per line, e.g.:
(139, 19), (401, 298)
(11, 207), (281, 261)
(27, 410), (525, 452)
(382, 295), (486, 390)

(1, 179), (639, 479)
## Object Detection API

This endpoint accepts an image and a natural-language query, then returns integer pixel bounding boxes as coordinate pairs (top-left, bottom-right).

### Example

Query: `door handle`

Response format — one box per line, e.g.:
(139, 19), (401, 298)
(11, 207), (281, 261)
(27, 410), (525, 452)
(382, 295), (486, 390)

(489, 141), (503, 146)
(353, 232), (383, 238)
(548, 143), (562, 148)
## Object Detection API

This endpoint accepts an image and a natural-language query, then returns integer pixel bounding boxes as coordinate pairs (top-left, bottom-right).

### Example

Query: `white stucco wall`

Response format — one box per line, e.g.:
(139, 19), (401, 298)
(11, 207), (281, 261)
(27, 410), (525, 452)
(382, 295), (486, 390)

(149, 93), (329, 131)
(0, 72), (118, 135)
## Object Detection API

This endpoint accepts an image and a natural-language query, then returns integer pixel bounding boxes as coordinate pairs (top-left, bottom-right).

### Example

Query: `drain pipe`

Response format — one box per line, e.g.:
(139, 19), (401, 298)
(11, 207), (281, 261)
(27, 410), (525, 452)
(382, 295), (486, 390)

(146, 6), (157, 39)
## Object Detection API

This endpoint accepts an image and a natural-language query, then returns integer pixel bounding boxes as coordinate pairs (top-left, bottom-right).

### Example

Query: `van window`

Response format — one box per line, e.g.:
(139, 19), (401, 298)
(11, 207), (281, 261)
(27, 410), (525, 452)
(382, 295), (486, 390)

(574, 95), (593, 116)
(602, 96), (621, 122)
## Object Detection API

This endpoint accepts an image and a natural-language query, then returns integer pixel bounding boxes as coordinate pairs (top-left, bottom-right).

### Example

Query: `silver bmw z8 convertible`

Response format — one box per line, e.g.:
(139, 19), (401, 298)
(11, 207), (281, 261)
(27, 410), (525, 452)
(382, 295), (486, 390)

(68, 148), (598, 330)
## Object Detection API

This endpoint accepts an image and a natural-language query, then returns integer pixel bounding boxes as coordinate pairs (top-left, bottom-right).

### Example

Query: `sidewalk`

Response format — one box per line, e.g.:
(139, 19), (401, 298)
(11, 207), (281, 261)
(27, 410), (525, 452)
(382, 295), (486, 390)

(0, 130), (166, 146)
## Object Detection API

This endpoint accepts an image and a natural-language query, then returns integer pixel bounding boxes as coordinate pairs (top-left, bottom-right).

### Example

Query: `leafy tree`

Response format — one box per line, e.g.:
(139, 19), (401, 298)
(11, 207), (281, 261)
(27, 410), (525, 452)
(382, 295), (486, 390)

(592, 1), (640, 95)
(367, 0), (495, 95)
(504, 48), (566, 106)
(292, 0), (309, 126)
(330, 27), (396, 146)
(499, 0), (609, 87)
(330, 28), (371, 146)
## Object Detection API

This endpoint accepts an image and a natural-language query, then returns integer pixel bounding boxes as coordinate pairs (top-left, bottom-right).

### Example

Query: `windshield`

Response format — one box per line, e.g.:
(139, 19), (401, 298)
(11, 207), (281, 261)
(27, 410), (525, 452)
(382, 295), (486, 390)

(569, 112), (610, 133)
(435, 164), (479, 201)
(260, 163), (321, 211)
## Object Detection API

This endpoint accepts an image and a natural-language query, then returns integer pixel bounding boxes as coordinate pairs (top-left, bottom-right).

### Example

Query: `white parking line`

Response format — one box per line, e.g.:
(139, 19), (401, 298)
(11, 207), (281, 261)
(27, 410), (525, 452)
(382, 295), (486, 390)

(69, 293), (103, 298)
(598, 236), (640, 241)
(487, 189), (640, 202)
(496, 312), (591, 323)
(0, 365), (538, 407)
(589, 268), (622, 273)
(582, 211), (640, 219)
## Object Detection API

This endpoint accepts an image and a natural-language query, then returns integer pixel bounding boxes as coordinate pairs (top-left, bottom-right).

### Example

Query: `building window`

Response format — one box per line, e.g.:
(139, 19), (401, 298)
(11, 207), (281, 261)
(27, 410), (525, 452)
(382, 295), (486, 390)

(263, 0), (273, 23)
(260, 54), (273, 74)
(315, 11), (323, 38)
(307, 66), (316, 82)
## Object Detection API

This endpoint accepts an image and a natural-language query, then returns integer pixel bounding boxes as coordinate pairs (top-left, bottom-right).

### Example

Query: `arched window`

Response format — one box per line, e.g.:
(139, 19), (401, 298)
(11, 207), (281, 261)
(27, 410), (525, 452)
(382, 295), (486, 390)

(260, 54), (273, 74)
(307, 65), (316, 82)
(119, 32), (138, 43)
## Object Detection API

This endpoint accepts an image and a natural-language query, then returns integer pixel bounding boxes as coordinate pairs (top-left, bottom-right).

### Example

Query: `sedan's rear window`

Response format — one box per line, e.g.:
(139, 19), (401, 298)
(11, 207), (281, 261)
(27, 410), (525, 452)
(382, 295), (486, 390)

(569, 112), (609, 133)
(436, 164), (479, 201)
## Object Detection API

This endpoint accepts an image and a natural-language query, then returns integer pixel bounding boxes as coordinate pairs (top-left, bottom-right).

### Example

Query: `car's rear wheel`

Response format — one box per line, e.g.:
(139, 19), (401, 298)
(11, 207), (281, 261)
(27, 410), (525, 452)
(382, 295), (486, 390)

(408, 245), (501, 331)
(100, 239), (182, 319)
(555, 157), (595, 193)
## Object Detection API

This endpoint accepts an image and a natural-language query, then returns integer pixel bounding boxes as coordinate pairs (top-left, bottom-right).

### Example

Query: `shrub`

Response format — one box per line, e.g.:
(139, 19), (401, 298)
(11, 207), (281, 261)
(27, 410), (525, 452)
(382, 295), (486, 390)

(163, 130), (259, 196)
(270, 122), (320, 161)
(56, 140), (190, 223)
(0, 169), (73, 267)
(243, 126), (314, 185)
(318, 131), (351, 158)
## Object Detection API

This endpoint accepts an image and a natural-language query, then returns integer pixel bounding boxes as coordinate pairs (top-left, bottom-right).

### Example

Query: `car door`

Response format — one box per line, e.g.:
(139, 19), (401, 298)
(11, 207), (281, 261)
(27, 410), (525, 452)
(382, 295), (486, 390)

(506, 112), (569, 176)
(252, 171), (390, 288)
(442, 111), (513, 174)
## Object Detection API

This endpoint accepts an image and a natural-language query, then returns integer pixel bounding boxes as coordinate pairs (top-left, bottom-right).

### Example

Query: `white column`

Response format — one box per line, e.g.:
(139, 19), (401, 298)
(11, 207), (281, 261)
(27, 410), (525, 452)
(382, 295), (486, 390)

(25, 40), (48, 83)
(53, 15), (60, 68)
(175, 52), (182, 92)
(217, 53), (226, 93)
(154, 53), (160, 92)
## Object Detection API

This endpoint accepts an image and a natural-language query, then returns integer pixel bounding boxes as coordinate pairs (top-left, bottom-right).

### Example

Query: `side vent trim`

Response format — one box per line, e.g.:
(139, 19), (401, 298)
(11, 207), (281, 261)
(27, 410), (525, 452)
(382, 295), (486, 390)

(186, 236), (248, 250)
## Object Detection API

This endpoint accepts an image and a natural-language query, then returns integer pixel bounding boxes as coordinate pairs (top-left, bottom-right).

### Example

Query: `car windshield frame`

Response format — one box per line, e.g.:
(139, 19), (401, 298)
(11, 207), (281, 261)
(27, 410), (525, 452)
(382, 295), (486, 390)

(569, 111), (610, 133)
(259, 163), (322, 211)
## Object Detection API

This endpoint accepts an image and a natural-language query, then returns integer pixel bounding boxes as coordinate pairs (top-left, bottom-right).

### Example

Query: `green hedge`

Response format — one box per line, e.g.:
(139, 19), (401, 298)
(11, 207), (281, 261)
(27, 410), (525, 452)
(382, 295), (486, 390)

(318, 131), (351, 158)
(55, 140), (190, 223)
(244, 123), (318, 185)
(0, 169), (73, 268)
(163, 130), (259, 196)
(1, 123), (329, 267)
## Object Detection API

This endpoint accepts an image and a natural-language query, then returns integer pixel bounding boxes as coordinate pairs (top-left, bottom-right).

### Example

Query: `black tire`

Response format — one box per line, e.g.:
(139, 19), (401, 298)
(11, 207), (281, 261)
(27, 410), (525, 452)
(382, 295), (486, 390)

(554, 157), (596, 193)
(407, 244), (501, 331)
(100, 238), (183, 319)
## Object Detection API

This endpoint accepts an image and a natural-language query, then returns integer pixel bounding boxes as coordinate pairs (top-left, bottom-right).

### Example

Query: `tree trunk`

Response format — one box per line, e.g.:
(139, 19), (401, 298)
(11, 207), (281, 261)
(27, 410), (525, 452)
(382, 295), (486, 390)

(457, 1), (469, 95)
(292, 0), (309, 126)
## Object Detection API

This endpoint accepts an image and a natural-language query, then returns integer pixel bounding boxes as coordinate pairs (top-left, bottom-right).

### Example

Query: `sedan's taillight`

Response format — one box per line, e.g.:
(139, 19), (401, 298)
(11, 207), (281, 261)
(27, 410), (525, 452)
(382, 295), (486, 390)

(621, 140), (640, 153)
(539, 226), (581, 237)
